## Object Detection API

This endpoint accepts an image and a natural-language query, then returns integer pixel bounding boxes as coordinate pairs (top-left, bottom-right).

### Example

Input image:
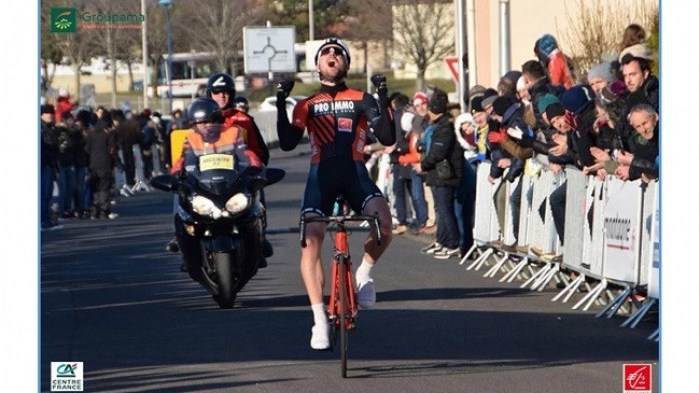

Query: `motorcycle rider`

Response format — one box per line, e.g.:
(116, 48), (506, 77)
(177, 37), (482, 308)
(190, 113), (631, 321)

(276, 37), (395, 350)
(172, 97), (270, 269)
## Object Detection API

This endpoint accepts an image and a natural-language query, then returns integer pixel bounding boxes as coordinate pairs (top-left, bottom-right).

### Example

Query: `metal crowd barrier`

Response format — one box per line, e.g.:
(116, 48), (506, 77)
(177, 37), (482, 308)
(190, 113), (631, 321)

(462, 158), (659, 337)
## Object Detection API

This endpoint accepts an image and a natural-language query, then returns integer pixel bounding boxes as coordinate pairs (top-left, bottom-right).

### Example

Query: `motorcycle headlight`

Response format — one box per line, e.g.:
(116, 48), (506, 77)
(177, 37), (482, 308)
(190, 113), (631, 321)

(225, 193), (250, 214)
(191, 195), (216, 216)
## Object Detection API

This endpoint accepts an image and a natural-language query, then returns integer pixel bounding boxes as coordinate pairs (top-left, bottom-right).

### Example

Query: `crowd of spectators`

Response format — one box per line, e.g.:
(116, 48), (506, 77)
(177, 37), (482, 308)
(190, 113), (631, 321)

(364, 24), (659, 262)
(40, 90), (178, 230)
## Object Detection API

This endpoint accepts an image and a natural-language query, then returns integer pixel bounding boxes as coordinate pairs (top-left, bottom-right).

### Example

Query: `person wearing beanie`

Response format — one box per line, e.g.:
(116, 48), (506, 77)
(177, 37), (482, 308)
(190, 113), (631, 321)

(587, 62), (613, 94)
(534, 33), (574, 89)
(491, 96), (517, 119)
(560, 85), (595, 116)
(427, 89), (449, 115)
(414, 88), (464, 260)
(536, 93), (560, 121)
(545, 102), (566, 123)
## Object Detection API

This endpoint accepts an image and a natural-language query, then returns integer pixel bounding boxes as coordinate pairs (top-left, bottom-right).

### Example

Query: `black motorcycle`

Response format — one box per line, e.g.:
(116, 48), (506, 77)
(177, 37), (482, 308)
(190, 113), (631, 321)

(151, 153), (285, 308)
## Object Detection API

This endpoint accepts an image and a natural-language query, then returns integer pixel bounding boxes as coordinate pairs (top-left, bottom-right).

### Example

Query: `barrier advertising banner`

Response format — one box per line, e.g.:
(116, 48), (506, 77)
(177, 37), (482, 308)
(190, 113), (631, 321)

(647, 182), (660, 298)
(602, 179), (643, 284)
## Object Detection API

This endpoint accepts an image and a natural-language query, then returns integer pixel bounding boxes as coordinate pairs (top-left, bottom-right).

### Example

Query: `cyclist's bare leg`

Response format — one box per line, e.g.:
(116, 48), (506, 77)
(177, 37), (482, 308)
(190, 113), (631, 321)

(301, 219), (331, 349)
(362, 196), (393, 263)
(300, 220), (327, 305)
(356, 197), (393, 309)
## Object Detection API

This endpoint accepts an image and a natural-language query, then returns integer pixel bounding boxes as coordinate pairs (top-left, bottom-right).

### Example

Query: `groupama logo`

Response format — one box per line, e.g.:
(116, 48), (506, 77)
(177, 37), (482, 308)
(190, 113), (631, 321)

(51, 8), (77, 33)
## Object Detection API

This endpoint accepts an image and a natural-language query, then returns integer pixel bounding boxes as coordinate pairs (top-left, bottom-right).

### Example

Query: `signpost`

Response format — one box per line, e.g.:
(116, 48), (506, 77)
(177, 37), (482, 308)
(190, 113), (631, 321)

(243, 25), (296, 75)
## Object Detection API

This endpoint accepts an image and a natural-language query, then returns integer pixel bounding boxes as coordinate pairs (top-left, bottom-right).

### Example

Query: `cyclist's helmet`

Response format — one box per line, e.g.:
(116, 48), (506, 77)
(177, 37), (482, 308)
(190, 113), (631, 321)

(233, 96), (250, 112)
(206, 72), (236, 97)
(314, 37), (351, 67)
(188, 97), (224, 124)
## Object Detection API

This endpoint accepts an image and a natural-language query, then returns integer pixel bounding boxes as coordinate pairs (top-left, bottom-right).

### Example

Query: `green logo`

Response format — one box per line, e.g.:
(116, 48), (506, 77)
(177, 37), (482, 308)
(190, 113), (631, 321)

(51, 8), (77, 33)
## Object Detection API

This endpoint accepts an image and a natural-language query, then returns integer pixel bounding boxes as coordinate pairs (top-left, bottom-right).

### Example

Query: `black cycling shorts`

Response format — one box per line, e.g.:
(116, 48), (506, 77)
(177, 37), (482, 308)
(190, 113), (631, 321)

(301, 160), (384, 217)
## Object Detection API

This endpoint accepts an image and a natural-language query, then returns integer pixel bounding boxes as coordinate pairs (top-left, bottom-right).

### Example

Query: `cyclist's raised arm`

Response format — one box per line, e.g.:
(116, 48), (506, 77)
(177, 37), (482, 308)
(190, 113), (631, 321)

(276, 81), (305, 151)
(364, 74), (395, 147)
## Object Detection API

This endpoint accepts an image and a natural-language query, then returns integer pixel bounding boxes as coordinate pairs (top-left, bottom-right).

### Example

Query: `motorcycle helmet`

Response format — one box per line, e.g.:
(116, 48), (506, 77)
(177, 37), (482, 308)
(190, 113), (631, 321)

(314, 37), (351, 67)
(188, 98), (224, 142)
(206, 72), (236, 97)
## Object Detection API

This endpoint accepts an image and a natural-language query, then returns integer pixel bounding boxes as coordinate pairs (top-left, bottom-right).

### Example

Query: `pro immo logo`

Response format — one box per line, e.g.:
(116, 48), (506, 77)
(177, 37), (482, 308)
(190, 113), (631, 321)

(51, 8), (77, 33)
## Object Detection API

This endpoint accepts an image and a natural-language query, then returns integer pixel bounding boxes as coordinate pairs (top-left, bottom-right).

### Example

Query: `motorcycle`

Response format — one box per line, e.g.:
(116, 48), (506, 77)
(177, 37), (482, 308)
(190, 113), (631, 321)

(150, 151), (285, 308)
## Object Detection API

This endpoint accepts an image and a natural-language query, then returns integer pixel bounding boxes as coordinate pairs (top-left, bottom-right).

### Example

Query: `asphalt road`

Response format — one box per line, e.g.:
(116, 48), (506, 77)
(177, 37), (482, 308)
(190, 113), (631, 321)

(41, 145), (659, 393)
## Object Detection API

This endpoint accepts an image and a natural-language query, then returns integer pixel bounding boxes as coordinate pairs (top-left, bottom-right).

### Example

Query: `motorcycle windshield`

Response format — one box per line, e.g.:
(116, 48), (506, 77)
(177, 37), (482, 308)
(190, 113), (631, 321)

(195, 168), (240, 196)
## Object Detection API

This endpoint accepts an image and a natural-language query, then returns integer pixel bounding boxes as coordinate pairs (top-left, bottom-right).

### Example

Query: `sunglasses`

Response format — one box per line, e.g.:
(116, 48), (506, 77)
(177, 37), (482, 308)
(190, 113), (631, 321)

(319, 46), (346, 58)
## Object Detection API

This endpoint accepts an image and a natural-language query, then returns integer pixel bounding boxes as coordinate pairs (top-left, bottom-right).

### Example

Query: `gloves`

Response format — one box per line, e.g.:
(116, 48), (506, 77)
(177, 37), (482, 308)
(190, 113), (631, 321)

(507, 126), (523, 140)
(370, 74), (388, 96)
(276, 80), (295, 110)
(487, 129), (506, 145)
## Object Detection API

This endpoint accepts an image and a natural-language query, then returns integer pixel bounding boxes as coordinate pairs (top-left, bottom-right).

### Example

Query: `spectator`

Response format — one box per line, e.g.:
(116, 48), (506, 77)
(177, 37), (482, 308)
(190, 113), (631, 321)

(521, 59), (566, 126)
(72, 110), (91, 219)
(412, 91), (437, 233)
(534, 33), (574, 89)
(85, 110), (119, 219)
(41, 104), (60, 229)
(619, 44), (658, 111)
(587, 62), (614, 95)
(454, 112), (478, 257)
(54, 89), (76, 121)
(113, 109), (143, 189)
(394, 110), (429, 235)
(414, 89), (464, 259)
(54, 113), (77, 218)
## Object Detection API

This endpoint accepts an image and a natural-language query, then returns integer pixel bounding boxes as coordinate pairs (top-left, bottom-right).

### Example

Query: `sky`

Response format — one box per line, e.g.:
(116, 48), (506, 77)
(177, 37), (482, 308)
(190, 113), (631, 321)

(1, 1), (695, 391)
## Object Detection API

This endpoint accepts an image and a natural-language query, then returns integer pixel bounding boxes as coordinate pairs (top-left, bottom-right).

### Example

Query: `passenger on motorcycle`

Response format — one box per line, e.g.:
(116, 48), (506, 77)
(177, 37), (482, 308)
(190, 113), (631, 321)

(276, 37), (396, 350)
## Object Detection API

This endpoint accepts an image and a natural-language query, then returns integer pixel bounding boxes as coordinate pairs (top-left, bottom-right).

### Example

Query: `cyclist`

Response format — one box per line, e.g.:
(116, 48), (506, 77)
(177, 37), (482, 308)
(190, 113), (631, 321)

(276, 37), (396, 350)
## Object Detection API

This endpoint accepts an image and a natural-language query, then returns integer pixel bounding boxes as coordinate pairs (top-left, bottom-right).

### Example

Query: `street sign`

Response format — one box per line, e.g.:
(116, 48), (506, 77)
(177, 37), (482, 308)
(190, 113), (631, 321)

(445, 55), (459, 82)
(243, 26), (296, 74)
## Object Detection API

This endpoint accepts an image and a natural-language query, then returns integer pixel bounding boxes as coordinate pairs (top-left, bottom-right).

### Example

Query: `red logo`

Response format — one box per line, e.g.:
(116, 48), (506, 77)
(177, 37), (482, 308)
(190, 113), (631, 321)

(624, 364), (652, 392)
(338, 117), (352, 132)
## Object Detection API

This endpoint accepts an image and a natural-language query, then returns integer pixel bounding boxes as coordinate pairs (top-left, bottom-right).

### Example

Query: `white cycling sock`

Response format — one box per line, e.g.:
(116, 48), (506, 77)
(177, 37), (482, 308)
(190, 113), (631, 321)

(355, 260), (374, 283)
(311, 303), (327, 326)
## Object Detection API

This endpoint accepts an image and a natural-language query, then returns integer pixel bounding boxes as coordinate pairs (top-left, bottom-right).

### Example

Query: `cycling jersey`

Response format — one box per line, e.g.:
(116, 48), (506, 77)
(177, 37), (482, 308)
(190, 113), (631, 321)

(280, 83), (394, 164)
(277, 82), (395, 216)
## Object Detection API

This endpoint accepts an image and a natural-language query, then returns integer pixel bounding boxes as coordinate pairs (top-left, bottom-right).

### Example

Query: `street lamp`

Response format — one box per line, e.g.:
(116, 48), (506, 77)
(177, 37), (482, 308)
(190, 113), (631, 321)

(158, 0), (173, 115)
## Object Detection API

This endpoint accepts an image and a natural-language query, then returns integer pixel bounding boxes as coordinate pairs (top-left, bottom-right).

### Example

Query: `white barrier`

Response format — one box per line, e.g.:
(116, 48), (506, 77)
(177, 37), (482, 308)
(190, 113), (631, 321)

(467, 161), (659, 326)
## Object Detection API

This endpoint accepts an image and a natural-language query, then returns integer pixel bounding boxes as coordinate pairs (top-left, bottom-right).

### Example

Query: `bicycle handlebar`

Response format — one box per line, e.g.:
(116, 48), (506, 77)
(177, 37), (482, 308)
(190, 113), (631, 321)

(299, 213), (382, 248)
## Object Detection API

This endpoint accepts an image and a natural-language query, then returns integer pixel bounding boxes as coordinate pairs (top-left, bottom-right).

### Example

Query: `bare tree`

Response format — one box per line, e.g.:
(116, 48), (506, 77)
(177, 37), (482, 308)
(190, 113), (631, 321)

(392, 0), (454, 91)
(177, 0), (264, 74)
(558, 0), (659, 78)
(344, 0), (393, 72)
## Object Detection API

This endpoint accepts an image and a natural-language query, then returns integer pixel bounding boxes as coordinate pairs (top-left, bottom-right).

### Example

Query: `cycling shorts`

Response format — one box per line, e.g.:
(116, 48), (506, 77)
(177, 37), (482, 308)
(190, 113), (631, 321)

(301, 159), (384, 217)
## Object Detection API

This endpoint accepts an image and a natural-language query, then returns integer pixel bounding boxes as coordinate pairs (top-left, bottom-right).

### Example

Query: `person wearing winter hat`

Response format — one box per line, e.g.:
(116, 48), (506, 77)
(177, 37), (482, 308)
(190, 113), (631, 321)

(587, 62), (613, 95)
(560, 85), (595, 116)
(414, 88), (464, 260)
(534, 33), (574, 89)
(536, 93), (560, 124)
(497, 70), (522, 97)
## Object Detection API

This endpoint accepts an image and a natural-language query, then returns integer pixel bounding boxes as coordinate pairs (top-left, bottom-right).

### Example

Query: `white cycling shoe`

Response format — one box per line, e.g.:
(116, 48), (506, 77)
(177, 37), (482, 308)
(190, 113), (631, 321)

(356, 279), (376, 309)
(310, 323), (330, 350)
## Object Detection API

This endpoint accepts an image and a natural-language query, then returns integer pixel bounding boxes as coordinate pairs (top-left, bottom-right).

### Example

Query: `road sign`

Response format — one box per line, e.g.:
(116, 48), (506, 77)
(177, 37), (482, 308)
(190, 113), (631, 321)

(243, 26), (296, 73)
(445, 55), (459, 82)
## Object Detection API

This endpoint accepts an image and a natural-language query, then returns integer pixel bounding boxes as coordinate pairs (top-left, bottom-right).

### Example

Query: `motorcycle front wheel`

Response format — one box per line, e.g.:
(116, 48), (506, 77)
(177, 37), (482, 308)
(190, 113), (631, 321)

(213, 252), (236, 309)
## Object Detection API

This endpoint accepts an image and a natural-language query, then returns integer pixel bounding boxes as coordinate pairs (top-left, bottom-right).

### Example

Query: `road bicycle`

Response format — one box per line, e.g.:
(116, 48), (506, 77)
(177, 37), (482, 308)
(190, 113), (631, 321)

(300, 196), (382, 378)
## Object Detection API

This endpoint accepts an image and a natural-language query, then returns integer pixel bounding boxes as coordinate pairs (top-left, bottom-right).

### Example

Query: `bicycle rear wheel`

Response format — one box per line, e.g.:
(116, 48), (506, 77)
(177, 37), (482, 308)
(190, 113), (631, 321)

(339, 255), (349, 378)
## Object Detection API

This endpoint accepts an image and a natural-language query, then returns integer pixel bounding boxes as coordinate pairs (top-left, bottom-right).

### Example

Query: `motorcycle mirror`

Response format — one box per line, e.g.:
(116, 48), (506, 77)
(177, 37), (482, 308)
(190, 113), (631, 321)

(150, 174), (178, 192)
(263, 168), (286, 186)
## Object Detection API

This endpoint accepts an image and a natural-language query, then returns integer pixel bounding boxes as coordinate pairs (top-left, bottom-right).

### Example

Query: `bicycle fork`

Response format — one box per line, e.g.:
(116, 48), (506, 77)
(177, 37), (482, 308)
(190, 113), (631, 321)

(328, 228), (358, 329)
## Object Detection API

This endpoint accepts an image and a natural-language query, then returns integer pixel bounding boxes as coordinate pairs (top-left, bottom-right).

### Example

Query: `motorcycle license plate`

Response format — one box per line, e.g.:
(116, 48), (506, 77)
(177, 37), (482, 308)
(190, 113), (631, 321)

(199, 154), (235, 171)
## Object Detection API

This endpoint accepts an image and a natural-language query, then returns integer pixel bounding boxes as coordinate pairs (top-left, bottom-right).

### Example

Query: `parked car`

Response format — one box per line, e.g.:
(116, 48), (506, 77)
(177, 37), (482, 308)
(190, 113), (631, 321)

(257, 96), (306, 120)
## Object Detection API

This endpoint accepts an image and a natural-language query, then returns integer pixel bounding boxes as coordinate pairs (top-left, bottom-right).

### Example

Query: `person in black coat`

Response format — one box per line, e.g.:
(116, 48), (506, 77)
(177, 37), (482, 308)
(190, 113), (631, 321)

(84, 112), (119, 219)
(414, 89), (464, 259)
